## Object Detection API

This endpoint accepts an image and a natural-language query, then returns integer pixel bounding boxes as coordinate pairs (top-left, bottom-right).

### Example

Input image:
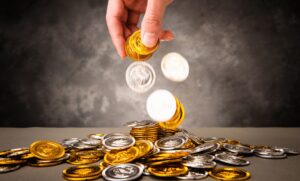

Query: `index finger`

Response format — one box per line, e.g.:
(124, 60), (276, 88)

(106, 0), (126, 59)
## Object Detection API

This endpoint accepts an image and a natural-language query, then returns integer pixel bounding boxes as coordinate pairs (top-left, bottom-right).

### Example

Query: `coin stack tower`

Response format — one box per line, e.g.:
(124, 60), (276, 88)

(125, 30), (159, 61)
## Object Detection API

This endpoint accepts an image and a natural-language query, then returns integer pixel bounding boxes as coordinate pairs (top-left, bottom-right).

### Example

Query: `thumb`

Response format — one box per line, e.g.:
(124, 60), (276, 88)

(141, 0), (170, 47)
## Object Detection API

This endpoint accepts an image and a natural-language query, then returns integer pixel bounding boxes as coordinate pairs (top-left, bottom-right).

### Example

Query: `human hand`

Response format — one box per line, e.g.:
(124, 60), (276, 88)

(106, 0), (174, 59)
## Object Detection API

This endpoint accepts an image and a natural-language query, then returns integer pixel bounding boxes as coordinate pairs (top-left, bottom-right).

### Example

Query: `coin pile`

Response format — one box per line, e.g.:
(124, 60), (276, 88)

(125, 30), (159, 61)
(0, 128), (299, 180)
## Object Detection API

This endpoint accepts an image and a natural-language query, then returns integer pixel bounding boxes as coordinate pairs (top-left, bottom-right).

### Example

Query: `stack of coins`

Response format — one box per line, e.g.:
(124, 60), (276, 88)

(125, 30), (159, 61)
(126, 120), (160, 142)
(1, 128), (299, 180)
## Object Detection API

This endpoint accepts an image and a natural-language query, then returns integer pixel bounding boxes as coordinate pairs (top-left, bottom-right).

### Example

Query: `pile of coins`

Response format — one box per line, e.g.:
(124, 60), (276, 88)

(1, 124), (299, 180)
(125, 30), (159, 61)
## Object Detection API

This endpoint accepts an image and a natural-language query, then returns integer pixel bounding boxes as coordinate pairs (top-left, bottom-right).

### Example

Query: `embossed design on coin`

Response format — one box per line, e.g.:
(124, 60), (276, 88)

(102, 163), (143, 181)
(126, 62), (156, 93)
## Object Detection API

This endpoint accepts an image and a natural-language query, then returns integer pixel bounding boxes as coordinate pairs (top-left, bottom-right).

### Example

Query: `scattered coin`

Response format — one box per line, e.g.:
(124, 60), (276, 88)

(161, 52), (189, 82)
(102, 163), (143, 181)
(209, 167), (251, 181)
(126, 61), (156, 93)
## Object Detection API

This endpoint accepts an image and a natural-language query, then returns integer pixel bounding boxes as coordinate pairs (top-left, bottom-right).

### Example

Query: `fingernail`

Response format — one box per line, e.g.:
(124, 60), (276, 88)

(142, 32), (158, 47)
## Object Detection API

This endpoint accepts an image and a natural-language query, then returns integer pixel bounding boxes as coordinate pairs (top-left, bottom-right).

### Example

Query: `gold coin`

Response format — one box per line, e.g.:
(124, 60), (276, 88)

(76, 150), (103, 159)
(125, 30), (159, 61)
(147, 150), (190, 162)
(148, 163), (188, 177)
(67, 157), (100, 165)
(30, 140), (65, 160)
(0, 158), (26, 165)
(63, 165), (102, 178)
(21, 153), (35, 160)
(104, 147), (139, 165)
(148, 158), (183, 166)
(63, 175), (101, 181)
(28, 160), (62, 167)
(99, 161), (110, 171)
(209, 167), (251, 181)
(134, 140), (153, 158)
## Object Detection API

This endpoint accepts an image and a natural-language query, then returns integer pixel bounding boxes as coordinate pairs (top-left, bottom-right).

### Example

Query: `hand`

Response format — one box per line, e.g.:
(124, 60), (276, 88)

(106, 0), (174, 59)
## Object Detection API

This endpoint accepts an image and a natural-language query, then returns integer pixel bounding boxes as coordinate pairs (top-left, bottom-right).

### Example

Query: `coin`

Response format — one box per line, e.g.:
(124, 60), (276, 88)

(0, 164), (21, 173)
(134, 140), (153, 158)
(67, 157), (100, 165)
(223, 143), (253, 154)
(176, 168), (208, 180)
(37, 153), (70, 164)
(191, 142), (220, 154)
(80, 138), (101, 146)
(180, 129), (202, 145)
(0, 158), (26, 165)
(7, 149), (30, 157)
(202, 137), (227, 143)
(126, 120), (157, 128)
(147, 89), (177, 122)
(63, 174), (101, 181)
(161, 52), (189, 82)
(104, 147), (139, 165)
(209, 167), (251, 181)
(215, 153), (250, 166)
(72, 142), (97, 150)
(126, 62), (156, 93)
(186, 154), (215, 162)
(0, 147), (28, 157)
(125, 30), (159, 61)
(182, 159), (216, 169)
(102, 163), (143, 181)
(103, 134), (135, 150)
(148, 158), (183, 166)
(155, 135), (187, 150)
(88, 133), (105, 140)
(254, 147), (285, 156)
(271, 146), (299, 155)
(30, 140), (65, 160)
(63, 165), (102, 178)
(148, 163), (188, 177)
(147, 150), (190, 162)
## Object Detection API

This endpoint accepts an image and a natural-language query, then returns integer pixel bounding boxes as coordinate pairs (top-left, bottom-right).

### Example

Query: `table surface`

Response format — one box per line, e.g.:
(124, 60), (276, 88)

(0, 127), (299, 181)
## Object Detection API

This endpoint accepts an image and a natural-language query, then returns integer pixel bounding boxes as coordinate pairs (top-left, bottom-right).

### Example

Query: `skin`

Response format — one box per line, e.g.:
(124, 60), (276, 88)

(106, 0), (174, 59)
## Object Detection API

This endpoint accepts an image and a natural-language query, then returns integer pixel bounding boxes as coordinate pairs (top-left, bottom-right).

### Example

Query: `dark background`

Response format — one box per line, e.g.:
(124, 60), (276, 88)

(0, 0), (299, 127)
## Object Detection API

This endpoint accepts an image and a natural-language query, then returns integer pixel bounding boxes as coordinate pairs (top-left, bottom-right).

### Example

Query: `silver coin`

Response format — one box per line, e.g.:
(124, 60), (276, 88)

(186, 154), (215, 162)
(0, 164), (21, 173)
(81, 138), (102, 146)
(7, 149), (30, 157)
(126, 62), (156, 93)
(183, 159), (216, 169)
(254, 148), (284, 156)
(73, 142), (97, 150)
(62, 138), (81, 146)
(180, 129), (202, 145)
(155, 136), (187, 150)
(223, 143), (253, 154)
(103, 134), (135, 150)
(102, 163), (143, 181)
(255, 153), (287, 159)
(191, 143), (220, 154)
(103, 133), (129, 141)
(215, 153), (250, 166)
(143, 168), (151, 176)
(146, 146), (160, 157)
(176, 169), (208, 180)
(272, 146), (299, 155)
(88, 134), (105, 140)
(202, 137), (227, 143)
(125, 120), (157, 128)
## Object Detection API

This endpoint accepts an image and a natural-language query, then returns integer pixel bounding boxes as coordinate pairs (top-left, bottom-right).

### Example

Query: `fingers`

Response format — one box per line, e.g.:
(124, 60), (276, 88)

(159, 30), (175, 41)
(106, 0), (126, 58)
(141, 0), (172, 47)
